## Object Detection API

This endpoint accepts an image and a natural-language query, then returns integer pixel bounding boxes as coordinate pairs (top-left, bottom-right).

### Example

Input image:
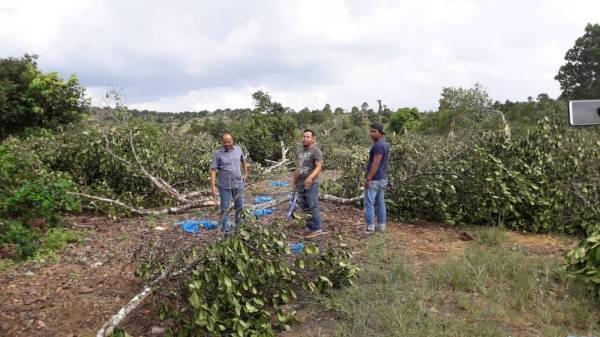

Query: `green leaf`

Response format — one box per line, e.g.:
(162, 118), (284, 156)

(189, 291), (201, 309)
(245, 301), (258, 313)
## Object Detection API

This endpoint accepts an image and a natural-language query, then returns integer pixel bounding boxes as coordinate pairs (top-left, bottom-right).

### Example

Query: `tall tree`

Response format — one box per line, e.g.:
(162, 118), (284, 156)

(555, 23), (600, 100)
(0, 54), (89, 138)
(360, 102), (369, 113)
(238, 91), (298, 163)
(389, 107), (421, 133)
(436, 83), (494, 137)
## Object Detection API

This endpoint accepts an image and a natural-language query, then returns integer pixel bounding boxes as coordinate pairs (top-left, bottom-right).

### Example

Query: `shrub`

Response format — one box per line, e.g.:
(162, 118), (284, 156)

(566, 226), (600, 298)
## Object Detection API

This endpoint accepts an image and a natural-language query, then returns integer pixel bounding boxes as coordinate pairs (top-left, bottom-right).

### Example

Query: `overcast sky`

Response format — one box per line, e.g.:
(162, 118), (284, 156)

(1, 0), (598, 112)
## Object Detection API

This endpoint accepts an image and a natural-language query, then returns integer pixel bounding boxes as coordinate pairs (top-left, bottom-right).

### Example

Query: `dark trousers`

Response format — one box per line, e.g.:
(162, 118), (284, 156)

(296, 181), (321, 231)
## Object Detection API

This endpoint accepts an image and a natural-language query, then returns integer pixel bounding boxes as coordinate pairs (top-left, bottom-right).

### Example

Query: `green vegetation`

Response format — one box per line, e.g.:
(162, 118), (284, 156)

(1, 23), (600, 333)
(566, 227), (600, 297)
(0, 140), (80, 260)
(330, 234), (600, 337)
(0, 54), (89, 139)
(137, 224), (357, 337)
(555, 23), (600, 100)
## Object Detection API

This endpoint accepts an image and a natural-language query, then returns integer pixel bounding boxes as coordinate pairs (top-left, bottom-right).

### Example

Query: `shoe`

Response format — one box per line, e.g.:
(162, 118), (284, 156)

(305, 229), (324, 238)
(364, 225), (375, 234)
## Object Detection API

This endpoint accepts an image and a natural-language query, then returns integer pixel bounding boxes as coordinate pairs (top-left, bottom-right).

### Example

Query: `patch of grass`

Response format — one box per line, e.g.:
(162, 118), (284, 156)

(475, 226), (507, 246)
(146, 215), (158, 229)
(329, 233), (600, 337)
(0, 258), (16, 272)
(31, 228), (86, 265)
(40, 228), (86, 251)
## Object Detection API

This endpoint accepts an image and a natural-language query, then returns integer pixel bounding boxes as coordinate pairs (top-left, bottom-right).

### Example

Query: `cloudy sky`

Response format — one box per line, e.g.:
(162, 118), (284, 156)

(1, 0), (598, 112)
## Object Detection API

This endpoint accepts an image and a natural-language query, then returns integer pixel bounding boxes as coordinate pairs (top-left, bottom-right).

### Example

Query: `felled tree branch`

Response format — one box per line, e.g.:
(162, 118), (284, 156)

(101, 135), (188, 204)
(74, 123), (227, 214)
(96, 254), (207, 337)
(249, 193), (363, 210)
(265, 140), (291, 173)
(69, 192), (216, 215)
(319, 194), (363, 204)
(127, 129), (189, 203)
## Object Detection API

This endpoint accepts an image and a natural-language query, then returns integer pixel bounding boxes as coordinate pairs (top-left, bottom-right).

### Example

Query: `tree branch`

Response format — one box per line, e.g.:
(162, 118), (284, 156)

(70, 192), (216, 215)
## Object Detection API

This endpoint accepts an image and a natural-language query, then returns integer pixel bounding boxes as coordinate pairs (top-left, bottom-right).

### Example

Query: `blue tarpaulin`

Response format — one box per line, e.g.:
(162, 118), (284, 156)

(254, 196), (273, 204)
(179, 220), (201, 234)
(271, 181), (289, 187)
(178, 219), (218, 233)
(254, 208), (274, 217)
(200, 220), (218, 230)
(289, 242), (304, 253)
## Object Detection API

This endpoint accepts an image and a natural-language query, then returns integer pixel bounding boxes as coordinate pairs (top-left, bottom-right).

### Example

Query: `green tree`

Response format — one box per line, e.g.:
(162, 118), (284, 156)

(434, 83), (494, 136)
(252, 90), (286, 115)
(555, 23), (600, 100)
(389, 107), (421, 133)
(350, 106), (364, 127)
(295, 108), (312, 127)
(237, 91), (298, 163)
(319, 103), (333, 122)
(360, 102), (369, 114)
(0, 54), (89, 138)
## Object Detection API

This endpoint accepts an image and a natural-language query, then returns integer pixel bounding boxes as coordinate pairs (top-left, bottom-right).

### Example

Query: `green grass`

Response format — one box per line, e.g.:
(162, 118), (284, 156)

(474, 226), (508, 246)
(31, 228), (86, 265)
(0, 227), (87, 270)
(0, 258), (16, 272)
(328, 232), (600, 337)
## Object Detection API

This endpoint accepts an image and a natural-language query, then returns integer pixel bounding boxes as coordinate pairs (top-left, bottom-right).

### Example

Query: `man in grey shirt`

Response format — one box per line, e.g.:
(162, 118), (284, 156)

(291, 129), (323, 237)
(211, 132), (248, 232)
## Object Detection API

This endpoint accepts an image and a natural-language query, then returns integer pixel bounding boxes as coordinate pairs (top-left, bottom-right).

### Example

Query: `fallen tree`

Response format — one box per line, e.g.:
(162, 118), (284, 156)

(97, 224), (358, 337)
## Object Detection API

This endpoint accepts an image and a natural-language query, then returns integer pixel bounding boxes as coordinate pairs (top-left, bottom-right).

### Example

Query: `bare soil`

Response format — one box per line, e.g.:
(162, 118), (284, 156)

(0, 195), (577, 337)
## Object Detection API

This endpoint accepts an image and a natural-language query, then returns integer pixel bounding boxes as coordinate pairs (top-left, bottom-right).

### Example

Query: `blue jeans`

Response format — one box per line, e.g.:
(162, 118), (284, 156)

(297, 181), (321, 231)
(219, 183), (244, 232)
(364, 178), (387, 231)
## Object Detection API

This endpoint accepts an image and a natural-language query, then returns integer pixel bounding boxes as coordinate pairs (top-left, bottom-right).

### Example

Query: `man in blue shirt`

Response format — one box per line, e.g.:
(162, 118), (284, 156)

(364, 123), (390, 233)
(210, 132), (248, 233)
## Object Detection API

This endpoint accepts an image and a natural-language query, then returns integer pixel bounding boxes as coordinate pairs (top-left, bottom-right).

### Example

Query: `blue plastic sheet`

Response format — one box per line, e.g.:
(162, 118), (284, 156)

(271, 181), (289, 187)
(200, 219), (218, 230)
(254, 196), (273, 204)
(178, 220), (201, 234)
(289, 242), (304, 253)
(178, 219), (218, 233)
(254, 208), (274, 217)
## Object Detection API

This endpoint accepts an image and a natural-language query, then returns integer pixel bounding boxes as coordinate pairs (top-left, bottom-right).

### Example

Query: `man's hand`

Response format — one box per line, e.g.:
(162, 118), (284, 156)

(304, 177), (313, 189)
(243, 174), (248, 183)
(211, 185), (217, 197)
(363, 180), (371, 189)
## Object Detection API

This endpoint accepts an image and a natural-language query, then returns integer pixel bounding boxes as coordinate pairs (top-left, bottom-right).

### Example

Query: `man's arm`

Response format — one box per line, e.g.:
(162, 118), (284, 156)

(304, 161), (322, 189)
(364, 154), (383, 187)
(210, 169), (218, 196)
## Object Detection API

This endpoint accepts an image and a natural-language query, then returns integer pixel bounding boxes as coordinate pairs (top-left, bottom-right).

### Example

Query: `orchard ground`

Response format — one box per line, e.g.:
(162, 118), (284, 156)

(0, 177), (598, 337)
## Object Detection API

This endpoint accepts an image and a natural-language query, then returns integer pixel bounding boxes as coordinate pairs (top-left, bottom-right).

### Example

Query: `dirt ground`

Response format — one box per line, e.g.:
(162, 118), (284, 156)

(0, 183), (577, 337)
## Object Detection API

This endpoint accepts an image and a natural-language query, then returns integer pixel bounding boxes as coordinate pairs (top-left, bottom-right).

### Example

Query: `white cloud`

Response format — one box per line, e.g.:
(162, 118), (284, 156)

(1, 0), (599, 112)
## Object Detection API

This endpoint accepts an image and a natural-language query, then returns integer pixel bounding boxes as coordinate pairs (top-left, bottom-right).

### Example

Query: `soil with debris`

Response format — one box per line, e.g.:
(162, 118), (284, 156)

(0, 182), (577, 337)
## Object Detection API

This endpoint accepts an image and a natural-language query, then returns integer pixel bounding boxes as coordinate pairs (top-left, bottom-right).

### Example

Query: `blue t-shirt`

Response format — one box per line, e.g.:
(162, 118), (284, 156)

(366, 139), (390, 180)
